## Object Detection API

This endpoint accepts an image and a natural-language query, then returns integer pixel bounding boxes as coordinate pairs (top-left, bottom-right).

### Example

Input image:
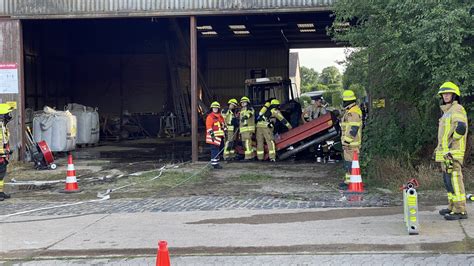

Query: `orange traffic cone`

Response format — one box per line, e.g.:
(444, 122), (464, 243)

(62, 153), (81, 193)
(348, 150), (364, 193)
(156, 240), (170, 266)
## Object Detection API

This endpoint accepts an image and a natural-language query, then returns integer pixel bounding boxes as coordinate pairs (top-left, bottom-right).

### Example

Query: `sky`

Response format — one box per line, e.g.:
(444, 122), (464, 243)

(291, 48), (354, 74)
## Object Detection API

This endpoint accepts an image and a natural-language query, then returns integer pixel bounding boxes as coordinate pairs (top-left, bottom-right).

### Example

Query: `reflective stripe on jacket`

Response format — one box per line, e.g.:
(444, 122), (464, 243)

(222, 108), (237, 131)
(435, 101), (468, 164)
(257, 108), (292, 129)
(0, 122), (9, 157)
(206, 112), (225, 146)
(240, 106), (255, 133)
(341, 104), (362, 148)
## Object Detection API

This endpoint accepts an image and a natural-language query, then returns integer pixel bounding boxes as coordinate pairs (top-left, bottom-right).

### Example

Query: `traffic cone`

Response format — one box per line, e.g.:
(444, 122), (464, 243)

(62, 153), (81, 193)
(156, 240), (170, 266)
(348, 150), (364, 192)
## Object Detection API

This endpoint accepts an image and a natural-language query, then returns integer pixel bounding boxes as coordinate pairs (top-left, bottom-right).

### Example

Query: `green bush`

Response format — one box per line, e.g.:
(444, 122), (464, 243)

(332, 1), (473, 182)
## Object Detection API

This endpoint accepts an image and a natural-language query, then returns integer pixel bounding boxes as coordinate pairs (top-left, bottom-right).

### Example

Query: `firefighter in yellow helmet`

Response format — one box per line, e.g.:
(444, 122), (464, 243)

(256, 99), (292, 161)
(239, 96), (256, 160)
(206, 101), (226, 169)
(222, 98), (239, 160)
(340, 90), (363, 188)
(0, 103), (14, 201)
(255, 98), (273, 122)
(436, 82), (468, 220)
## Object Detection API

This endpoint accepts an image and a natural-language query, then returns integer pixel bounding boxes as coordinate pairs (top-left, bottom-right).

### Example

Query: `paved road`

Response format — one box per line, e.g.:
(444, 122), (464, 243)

(0, 194), (395, 217)
(6, 254), (474, 265)
(2, 205), (473, 260)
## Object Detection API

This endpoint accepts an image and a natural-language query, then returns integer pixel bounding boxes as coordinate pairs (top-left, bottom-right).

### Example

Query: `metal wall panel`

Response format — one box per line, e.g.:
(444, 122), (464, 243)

(0, 20), (24, 160)
(71, 54), (169, 115)
(0, 0), (334, 18)
(206, 47), (288, 102)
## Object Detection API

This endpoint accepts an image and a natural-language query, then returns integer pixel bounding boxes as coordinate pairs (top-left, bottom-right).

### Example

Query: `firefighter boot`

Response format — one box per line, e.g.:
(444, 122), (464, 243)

(439, 208), (452, 216)
(444, 212), (468, 220)
(0, 192), (10, 201)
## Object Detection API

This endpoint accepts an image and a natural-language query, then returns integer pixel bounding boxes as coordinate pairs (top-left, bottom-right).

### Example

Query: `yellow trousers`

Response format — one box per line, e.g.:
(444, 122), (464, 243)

(256, 127), (275, 160)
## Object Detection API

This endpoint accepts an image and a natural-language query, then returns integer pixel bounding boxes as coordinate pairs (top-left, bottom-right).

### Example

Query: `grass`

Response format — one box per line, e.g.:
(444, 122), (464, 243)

(126, 168), (207, 189)
(237, 172), (273, 182)
(365, 157), (474, 192)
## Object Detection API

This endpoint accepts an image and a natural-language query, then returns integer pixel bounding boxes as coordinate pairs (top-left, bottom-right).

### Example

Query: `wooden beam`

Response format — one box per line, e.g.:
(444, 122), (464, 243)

(190, 16), (198, 163)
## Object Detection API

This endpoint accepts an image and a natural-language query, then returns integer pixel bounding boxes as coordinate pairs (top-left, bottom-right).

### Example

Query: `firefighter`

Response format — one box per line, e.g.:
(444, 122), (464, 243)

(255, 98), (273, 122)
(302, 95), (327, 123)
(239, 96), (256, 160)
(256, 99), (292, 162)
(0, 103), (14, 201)
(302, 95), (328, 162)
(435, 82), (468, 220)
(340, 90), (363, 187)
(206, 101), (226, 169)
(222, 98), (239, 160)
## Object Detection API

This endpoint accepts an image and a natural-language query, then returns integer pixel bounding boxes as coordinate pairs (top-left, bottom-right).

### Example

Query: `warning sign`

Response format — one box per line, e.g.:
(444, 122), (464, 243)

(0, 63), (19, 94)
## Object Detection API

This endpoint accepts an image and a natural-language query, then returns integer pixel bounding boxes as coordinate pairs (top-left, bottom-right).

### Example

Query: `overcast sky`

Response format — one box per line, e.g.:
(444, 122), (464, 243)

(291, 48), (354, 74)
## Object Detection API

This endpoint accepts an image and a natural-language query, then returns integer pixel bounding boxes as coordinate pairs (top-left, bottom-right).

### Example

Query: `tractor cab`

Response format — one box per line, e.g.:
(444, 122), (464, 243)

(245, 76), (293, 108)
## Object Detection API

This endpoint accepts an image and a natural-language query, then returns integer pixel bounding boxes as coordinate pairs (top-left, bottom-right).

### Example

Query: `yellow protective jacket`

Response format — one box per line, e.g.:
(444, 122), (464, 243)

(435, 101), (468, 164)
(341, 103), (362, 148)
(222, 108), (238, 132)
(240, 106), (255, 133)
(257, 101), (271, 119)
(257, 107), (292, 129)
(0, 122), (10, 157)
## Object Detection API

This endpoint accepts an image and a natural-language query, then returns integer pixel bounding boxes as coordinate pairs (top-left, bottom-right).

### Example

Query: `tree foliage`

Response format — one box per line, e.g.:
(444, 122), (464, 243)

(300, 66), (320, 93)
(320, 66), (343, 86)
(331, 0), (474, 178)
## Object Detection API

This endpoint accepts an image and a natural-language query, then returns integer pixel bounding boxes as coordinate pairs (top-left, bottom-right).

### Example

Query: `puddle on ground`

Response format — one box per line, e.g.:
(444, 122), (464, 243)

(71, 140), (210, 162)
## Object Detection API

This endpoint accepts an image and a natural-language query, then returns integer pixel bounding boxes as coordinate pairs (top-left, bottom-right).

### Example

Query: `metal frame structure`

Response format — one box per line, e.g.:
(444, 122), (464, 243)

(0, 1), (340, 163)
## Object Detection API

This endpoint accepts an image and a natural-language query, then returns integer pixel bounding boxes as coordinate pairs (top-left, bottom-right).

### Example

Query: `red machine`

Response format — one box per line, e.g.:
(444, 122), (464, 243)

(26, 127), (57, 170)
(275, 113), (339, 160)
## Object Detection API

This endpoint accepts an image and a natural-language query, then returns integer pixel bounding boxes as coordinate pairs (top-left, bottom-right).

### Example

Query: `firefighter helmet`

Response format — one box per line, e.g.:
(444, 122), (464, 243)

(228, 98), (238, 105)
(270, 99), (280, 105)
(0, 104), (13, 115)
(240, 96), (250, 103)
(210, 101), (221, 109)
(342, 90), (357, 101)
(438, 81), (461, 97)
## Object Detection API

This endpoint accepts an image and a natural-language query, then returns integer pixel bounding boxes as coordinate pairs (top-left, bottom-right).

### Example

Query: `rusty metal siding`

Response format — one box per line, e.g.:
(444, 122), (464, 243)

(0, 20), (24, 160)
(0, 0), (334, 18)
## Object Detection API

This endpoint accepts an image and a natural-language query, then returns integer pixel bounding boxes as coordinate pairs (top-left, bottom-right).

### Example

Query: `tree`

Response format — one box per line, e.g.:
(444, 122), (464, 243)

(342, 48), (369, 90)
(300, 66), (320, 93)
(348, 83), (366, 101)
(331, 0), (473, 180)
(312, 83), (329, 91)
(319, 66), (342, 86)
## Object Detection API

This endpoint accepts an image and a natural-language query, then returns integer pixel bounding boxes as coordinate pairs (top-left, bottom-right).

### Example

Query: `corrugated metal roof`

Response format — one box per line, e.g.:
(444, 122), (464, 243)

(0, 0), (334, 19)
